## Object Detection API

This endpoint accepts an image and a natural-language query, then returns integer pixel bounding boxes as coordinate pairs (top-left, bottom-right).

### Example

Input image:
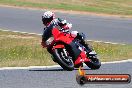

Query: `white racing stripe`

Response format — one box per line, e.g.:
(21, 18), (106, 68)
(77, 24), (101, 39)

(0, 59), (132, 70)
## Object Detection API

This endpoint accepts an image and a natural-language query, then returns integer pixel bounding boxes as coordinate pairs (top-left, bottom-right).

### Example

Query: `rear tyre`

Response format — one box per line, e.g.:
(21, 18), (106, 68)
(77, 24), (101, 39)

(52, 48), (74, 71)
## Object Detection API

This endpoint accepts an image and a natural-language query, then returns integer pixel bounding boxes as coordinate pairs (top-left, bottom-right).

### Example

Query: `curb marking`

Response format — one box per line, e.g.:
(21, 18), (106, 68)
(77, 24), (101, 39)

(0, 59), (132, 70)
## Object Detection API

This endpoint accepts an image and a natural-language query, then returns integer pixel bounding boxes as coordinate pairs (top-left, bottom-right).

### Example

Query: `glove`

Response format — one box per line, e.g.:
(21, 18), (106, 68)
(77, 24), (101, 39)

(63, 23), (72, 30)
(41, 41), (46, 48)
(67, 23), (72, 29)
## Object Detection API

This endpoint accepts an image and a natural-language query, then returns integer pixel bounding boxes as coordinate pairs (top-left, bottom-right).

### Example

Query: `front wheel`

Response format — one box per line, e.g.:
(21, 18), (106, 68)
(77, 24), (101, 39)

(85, 52), (101, 69)
(52, 48), (74, 71)
(84, 43), (101, 69)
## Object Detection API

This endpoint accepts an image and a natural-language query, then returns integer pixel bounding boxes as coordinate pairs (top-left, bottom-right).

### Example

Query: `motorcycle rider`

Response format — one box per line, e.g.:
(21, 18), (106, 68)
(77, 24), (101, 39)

(41, 11), (92, 59)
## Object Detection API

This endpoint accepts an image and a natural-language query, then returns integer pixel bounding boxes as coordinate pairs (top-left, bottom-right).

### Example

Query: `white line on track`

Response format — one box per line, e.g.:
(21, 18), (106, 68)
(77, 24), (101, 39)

(87, 40), (126, 45)
(101, 59), (132, 64)
(0, 29), (126, 45)
(0, 29), (42, 35)
(0, 59), (132, 70)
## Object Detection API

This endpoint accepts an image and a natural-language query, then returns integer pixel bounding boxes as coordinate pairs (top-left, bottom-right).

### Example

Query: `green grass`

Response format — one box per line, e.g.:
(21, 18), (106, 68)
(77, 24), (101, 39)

(0, 29), (132, 67)
(0, 0), (132, 15)
(0, 30), (55, 67)
(88, 41), (132, 62)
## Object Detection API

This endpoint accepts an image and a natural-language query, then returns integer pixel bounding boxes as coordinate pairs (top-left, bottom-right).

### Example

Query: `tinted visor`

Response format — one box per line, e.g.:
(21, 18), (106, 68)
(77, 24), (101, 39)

(42, 16), (53, 25)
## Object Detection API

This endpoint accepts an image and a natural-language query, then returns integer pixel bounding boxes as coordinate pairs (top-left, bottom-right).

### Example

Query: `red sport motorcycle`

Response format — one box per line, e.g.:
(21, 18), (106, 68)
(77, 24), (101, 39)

(42, 25), (101, 71)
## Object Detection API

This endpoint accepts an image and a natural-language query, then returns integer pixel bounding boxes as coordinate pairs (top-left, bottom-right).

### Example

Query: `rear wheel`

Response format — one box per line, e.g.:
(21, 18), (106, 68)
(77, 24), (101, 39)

(52, 48), (74, 71)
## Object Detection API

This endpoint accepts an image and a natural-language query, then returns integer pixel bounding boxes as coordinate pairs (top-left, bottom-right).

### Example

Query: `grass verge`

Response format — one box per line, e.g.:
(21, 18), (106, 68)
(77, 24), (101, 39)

(0, 0), (132, 16)
(0, 29), (132, 67)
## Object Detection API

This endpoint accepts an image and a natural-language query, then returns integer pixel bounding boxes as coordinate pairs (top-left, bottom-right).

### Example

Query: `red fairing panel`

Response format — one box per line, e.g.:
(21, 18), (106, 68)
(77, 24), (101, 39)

(52, 28), (75, 44)
(74, 51), (90, 66)
(52, 27), (60, 39)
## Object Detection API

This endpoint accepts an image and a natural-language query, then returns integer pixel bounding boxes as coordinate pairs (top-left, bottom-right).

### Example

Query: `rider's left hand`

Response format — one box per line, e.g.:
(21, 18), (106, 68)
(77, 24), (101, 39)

(41, 41), (46, 48)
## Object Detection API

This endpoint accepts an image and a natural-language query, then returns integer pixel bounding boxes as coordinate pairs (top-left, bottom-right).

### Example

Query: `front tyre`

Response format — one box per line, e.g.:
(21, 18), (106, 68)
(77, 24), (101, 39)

(84, 43), (101, 69)
(85, 53), (101, 69)
(86, 58), (101, 69)
(52, 48), (74, 71)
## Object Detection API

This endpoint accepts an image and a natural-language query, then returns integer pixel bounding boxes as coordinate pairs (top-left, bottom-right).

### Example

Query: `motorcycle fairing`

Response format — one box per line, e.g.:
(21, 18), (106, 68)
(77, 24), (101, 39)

(74, 51), (90, 66)
(52, 27), (75, 44)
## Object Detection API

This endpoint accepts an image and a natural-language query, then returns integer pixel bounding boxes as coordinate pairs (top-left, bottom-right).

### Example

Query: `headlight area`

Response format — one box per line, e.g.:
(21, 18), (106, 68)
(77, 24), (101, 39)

(45, 37), (54, 46)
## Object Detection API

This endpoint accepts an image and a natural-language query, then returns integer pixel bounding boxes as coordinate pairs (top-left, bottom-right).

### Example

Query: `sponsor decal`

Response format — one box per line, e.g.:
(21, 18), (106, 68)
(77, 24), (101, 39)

(76, 66), (131, 85)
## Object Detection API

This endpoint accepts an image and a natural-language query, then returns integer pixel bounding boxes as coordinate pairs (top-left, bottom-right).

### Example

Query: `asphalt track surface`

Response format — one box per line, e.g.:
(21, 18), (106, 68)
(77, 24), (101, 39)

(0, 61), (132, 88)
(0, 6), (132, 44)
(0, 6), (132, 88)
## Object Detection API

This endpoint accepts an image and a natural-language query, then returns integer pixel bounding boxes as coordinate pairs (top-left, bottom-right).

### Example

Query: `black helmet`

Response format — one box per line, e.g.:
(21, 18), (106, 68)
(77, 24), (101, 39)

(42, 11), (55, 26)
